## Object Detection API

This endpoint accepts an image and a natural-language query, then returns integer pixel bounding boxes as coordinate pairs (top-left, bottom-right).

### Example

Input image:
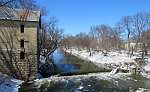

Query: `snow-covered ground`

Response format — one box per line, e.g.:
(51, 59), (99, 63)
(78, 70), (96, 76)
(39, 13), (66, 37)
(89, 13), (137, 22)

(66, 49), (135, 64)
(0, 73), (22, 92)
(35, 73), (131, 84)
(65, 48), (150, 74)
(1, 48), (150, 92)
(35, 72), (150, 92)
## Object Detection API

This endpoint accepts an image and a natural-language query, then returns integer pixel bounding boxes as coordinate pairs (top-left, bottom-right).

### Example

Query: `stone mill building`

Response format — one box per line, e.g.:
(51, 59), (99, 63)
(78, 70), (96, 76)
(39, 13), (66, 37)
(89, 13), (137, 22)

(0, 7), (41, 81)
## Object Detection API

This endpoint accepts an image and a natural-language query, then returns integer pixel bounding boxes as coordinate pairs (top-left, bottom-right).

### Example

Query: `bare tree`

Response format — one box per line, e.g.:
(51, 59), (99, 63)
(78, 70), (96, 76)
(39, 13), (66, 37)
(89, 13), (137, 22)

(38, 17), (63, 77)
(96, 25), (112, 52)
(119, 16), (134, 56)
(89, 27), (99, 50)
(62, 35), (76, 50)
(40, 17), (63, 56)
(132, 12), (150, 58)
(0, 25), (22, 79)
(0, 0), (38, 10)
(141, 30), (150, 56)
(132, 12), (150, 44)
(110, 26), (123, 50)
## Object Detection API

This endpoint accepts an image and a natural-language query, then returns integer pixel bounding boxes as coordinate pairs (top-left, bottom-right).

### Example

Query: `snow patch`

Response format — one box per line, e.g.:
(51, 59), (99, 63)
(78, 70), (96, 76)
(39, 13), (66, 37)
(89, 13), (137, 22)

(78, 86), (84, 90)
(109, 67), (119, 75)
(65, 49), (135, 65)
(0, 73), (23, 92)
(135, 88), (149, 92)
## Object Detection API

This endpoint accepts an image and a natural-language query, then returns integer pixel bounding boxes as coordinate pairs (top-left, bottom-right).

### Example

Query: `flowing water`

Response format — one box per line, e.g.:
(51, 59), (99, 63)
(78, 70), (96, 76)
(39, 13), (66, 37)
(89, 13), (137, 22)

(19, 49), (150, 92)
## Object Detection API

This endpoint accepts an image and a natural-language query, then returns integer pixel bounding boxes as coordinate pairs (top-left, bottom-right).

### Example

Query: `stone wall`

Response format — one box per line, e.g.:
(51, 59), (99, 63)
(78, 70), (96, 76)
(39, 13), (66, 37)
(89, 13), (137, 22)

(0, 20), (39, 81)
(17, 55), (37, 81)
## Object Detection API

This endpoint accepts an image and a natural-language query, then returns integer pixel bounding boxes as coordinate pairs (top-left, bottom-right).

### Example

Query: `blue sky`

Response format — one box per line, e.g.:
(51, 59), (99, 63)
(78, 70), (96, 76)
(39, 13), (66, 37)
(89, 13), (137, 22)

(37, 0), (150, 35)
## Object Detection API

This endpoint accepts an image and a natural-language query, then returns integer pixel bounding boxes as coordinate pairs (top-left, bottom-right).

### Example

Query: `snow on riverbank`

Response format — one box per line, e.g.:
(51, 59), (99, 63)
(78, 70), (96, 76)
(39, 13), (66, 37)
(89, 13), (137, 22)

(144, 62), (150, 72)
(65, 49), (135, 64)
(35, 72), (132, 86)
(0, 73), (22, 92)
(35, 72), (150, 92)
(64, 48), (150, 75)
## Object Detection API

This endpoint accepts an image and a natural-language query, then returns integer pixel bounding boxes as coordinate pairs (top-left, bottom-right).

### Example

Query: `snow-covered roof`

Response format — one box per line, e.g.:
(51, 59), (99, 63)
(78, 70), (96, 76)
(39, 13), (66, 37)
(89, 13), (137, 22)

(0, 7), (40, 22)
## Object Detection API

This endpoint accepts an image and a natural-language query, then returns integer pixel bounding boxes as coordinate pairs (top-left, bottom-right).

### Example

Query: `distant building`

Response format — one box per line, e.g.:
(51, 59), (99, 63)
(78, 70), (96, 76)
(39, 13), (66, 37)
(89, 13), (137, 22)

(0, 7), (41, 81)
(124, 42), (143, 50)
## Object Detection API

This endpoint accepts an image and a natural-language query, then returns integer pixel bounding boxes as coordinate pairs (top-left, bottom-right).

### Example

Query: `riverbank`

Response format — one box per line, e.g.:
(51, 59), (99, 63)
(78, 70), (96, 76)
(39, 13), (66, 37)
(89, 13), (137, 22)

(2, 48), (150, 92)
(65, 48), (134, 62)
(63, 48), (150, 74)
(17, 48), (150, 92)
(38, 48), (112, 78)
(0, 73), (22, 92)
(64, 48), (135, 69)
(19, 72), (150, 92)
(63, 52), (111, 73)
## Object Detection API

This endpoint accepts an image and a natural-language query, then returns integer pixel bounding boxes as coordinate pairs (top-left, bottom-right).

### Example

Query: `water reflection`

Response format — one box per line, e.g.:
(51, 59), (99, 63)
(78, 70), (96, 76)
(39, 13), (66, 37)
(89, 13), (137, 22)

(52, 49), (78, 73)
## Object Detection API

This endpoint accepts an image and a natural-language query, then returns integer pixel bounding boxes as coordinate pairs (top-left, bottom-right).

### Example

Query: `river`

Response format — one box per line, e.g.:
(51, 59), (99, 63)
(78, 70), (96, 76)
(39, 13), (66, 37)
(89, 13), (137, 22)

(52, 48), (78, 73)
(52, 49), (109, 75)
(19, 49), (150, 92)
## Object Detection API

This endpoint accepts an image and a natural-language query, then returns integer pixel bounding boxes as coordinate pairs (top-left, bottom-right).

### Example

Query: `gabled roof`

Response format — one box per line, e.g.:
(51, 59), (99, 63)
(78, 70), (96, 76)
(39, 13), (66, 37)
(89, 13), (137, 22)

(0, 7), (40, 22)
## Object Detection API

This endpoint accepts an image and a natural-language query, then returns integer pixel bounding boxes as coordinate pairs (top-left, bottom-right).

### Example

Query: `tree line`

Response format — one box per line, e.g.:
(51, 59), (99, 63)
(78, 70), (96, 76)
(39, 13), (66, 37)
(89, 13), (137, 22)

(62, 12), (150, 57)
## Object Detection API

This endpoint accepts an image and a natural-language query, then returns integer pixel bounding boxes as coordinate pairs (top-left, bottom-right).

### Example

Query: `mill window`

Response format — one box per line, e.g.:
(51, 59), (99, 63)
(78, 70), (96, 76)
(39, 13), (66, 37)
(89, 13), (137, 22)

(20, 39), (24, 48)
(21, 25), (24, 33)
(20, 51), (25, 59)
